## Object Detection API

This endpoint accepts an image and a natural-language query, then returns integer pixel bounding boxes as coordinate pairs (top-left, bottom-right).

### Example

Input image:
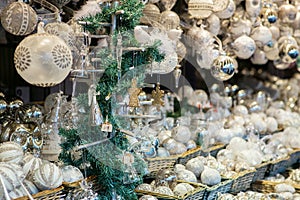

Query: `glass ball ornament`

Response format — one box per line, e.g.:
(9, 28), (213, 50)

(215, 0), (236, 19)
(232, 35), (256, 59)
(260, 7), (278, 24)
(278, 3), (297, 23)
(188, 0), (214, 19)
(14, 31), (73, 87)
(211, 54), (236, 81)
(140, 3), (160, 25)
(159, 10), (180, 30)
(1, 1), (38, 36)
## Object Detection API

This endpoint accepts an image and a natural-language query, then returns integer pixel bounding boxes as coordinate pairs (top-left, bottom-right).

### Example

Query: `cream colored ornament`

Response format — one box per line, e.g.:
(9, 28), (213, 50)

(250, 25), (272, 48)
(33, 161), (63, 190)
(1, 1), (38, 36)
(212, 0), (230, 12)
(232, 34), (256, 59)
(263, 40), (279, 60)
(278, 2), (297, 23)
(136, 183), (153, 192)
(277, 36), (299, 64)
(9, 187), (26, 199)
(186, 157), (204, 177)
(45, 22), (76, 50)
(177, 169), (197, 182)
(0, 163), (24, 191)
(22, 153), (43, 181)
(215, 0), (236, 19)
(188, 0), (214, 19)
(245, 0), (262, 18)
(160, 0), (177, 10)
(22, 179), (39, 195)
(200, 167), (221, 186)
(169, 142), (187, 155)
(251, 48), (268, 65)
(61, 165), (84, 183)
(139, 195), (158, 200)
(159, 10), (180, 30)
(0, 0), (14, 15)
(171, 125), (191, 143)
(206, 14), (220, 35)
(0, 141), (23, 164)
(153, 186), (174, 196)
(173, 183), (194, 196)
(269, 25), (280, 40)
(14, 23), (73, 87)
(140, 3), (160, 25)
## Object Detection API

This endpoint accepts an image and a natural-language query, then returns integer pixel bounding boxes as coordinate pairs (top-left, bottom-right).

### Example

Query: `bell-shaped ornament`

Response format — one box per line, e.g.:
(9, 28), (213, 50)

(88, 85), (103, 126)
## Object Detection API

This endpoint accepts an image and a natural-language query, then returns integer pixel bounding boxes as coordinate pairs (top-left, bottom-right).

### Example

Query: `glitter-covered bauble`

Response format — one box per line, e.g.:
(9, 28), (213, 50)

(1, 2), (38, 36)
(232, 35), (256, 59)
(211, 55), (236, 81)
(188, 0), (214, 19)
(14, 32), (73, 87)
(159, 10), (180, 30)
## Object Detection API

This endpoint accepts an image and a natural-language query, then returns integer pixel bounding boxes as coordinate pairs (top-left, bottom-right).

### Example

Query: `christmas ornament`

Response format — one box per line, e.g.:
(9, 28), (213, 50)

(0, 141), (24, 164)
(122, 151), (140, 184)
(128, 79), (142, 108)
(211, 37), (237, 81)
(45, 22), (76, 50)
(88, 84), (103, 126)
(212, 0), (230, 12)
(245, 0), (262, 19)
(251, 48), (268, 65)
(160, 0), (177, 11)
(139, 195), (158, 200)
(206, 14), (221, 35)
(277, 36), (299, 64)
(278, 2), (297, 24)
(173, 183), (194, 196)
(152, 83), (165, 110)
(14, 23), (73, 87)
(173, 65), (182, 88)
(0, 97), (7, 114)
(250, 24), (272, 48)
(159, 10), (180, 30)
(229, 13), (252, 39)
(140, 3), (160, 25)
(1, 1), (38, 36)
(33, 161), (63, 190)
(232, 34), (256, 59)
(188, 0), (214, 19)
(215, 0), (236, 19)
(260, 3), (278, 25)
(0, 162), (24, 192)
(22, 179), (39, 195)
(61, 165), (84, 183)
(22, 153), (43, 181)
(155, 168), (177, 190)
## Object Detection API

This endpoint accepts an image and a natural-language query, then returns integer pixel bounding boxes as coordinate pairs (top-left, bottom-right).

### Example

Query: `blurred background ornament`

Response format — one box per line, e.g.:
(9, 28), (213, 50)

(188, 0), (214, 19)
(1, 1), (38, 36)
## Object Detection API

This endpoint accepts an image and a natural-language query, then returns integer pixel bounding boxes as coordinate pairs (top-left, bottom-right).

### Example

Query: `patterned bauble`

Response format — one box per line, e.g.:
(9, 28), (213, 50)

(140, 3), (160, 25)
(22, 153), (43, 181)
(61, 165), (83, 183)
(0, 141), (24, 164)
(0, 0), (14, 15)
(211, 55), (236, 81)
(0, 162), (24, 191)
(1, 2), (38, 36)
(159, 10), (180, 30)
(33, 161), (63, 190)
(188, 0), (214, 19)
(44, 22), (76, 50)
(14, 32), (73, 87)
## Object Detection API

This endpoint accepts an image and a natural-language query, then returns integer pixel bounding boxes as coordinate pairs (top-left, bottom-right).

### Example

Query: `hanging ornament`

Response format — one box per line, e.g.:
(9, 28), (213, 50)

(140, 3), (161, 25)
(232, 34), (256, 59)
(277, 36), (299, 64)
(278, 1), (297, 24)
(211, 36), (237, 81)
(14, 23), (73, 87)
(176, 40), (187, 63)
(122, 151), (139, 184)
(260, 3), (278, 25)
(160, 0), (177, 11)
(245, 0), (262, 19)
(251, 48), (268, 65)
(1, 1), (38, 36)
(212, 0), (230, 12)
(45, 22), (77, 51)
(250, 24), (273, 49)
(88, 84), (103, 126)
(229, 13), (252, 39)
(152, 83), (165, 110)
(188, 0), (214, 19)
(206, 14), (221, 36)
(215, 0), (236, 19)
(173, 65), (182, 88)
(159, 10), (180, 30)
(128, 79), (142, 108)
(0, 97), (7, 115)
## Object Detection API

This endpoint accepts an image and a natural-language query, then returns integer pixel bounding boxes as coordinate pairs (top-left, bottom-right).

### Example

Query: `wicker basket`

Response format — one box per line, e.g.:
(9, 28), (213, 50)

(14, 186), (65, 200)
(204, 179), (233, 200)
(201, 143), (225, 157)
(252, 180), (300, 193)
(230, 169), (256, 193)
(267, 156), (290, 176)
(145, 156), (178, 178)
(63, 176), (103, 194)
(177, 146), (202, 165)
(136, 181), (206, 200)
(252, 162), (270, 183)
(288, 148), (300, 166)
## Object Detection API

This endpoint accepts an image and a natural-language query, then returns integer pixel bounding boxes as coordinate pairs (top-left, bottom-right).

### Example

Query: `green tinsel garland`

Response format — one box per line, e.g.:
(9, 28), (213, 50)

(59, 0), (165, 199)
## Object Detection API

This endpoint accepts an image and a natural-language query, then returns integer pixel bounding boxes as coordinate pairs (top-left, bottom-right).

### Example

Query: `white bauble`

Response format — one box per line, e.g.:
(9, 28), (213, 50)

(186, 158), (204, 177)
(22, 179), (39, 195)
(9, 187), (26, 199)
(173, 183), (188, 196)
(157, 147), (170, 157)
(14, 32), (73, 87)
(169, 142), (187, 155)
(33, 161), (63, 190)
(177, 169), (197, 183)
(275, 183), (296, 193)
(215, 0), (236, 19)
(0, 141), (23, 164)
(61, 165), (84, 183)
(0, 162), (24, 191)
(171, 125), (191, 143)
(154, 186), (174, 196)
(174, 164), (186, 173)
(136, 183), (153, 192)
(22, 153), (43, 181)
(232, 35), (256, 59)
(139, 195), (158, 200)
(266, 117), (278, 133)
(200, 167), (221, 186)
